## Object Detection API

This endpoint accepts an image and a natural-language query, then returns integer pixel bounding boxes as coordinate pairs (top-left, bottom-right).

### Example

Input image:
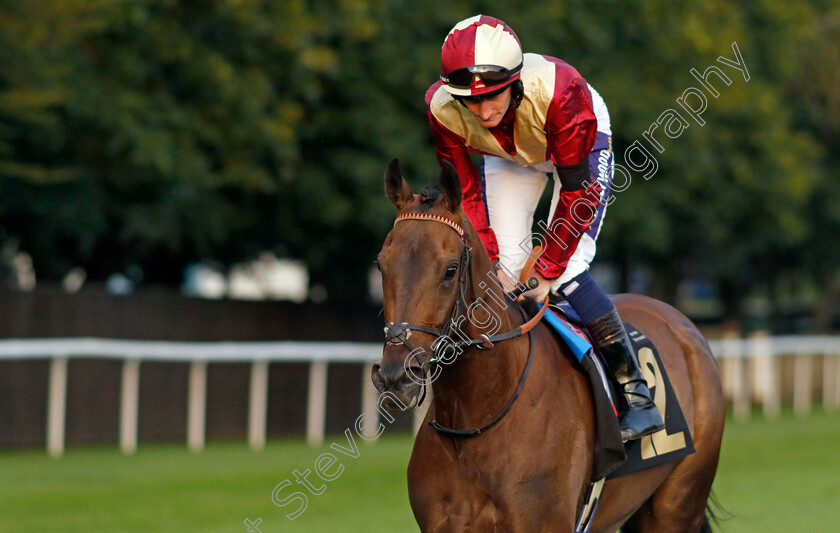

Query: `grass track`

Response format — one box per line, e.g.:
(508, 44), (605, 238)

(0, 410), (838, 532)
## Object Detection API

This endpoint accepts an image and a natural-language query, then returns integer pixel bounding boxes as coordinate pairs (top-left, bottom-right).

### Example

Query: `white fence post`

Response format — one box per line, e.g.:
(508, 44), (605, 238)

(119, 358), (141, 454)
(413, 393), (431, 435)
(248, 360), (269, 451)
(750, 331), (780, 419)
(722, 330), (750, 421)
(361, 364), (378, 445)
(306, 361), (328, 447)
(834, 352), (840, 410)
(46, 357), (68, 457)
(825, 352), (840, 412)
(187, 361), (207, 452)
(793, 351), (813, 417)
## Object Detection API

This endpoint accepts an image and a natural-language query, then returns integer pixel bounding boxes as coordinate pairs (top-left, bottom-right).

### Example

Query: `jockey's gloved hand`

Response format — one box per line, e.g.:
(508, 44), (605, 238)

(520, 271), (552, 303)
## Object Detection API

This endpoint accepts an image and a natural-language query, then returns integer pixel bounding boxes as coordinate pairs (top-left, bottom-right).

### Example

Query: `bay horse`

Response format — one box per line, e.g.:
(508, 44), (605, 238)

(372, 159), (725, 532)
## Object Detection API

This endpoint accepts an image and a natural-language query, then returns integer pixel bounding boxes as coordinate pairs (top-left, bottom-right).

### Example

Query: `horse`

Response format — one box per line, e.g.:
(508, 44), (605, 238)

(371, 159), (725, 532)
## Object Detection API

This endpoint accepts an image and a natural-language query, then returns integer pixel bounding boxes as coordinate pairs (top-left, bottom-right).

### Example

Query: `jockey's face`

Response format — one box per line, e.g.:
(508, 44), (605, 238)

(462, 86), (512, 128)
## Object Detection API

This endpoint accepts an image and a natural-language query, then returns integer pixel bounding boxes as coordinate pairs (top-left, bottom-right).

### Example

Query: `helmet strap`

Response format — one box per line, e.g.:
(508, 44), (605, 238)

(510, 79), (524, 110)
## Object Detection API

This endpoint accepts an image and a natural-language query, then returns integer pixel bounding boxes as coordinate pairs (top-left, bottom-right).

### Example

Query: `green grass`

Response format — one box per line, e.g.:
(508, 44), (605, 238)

(713, 409), (840, 532)
(0, 410), (838, 532)
(0, 434), (417, 533)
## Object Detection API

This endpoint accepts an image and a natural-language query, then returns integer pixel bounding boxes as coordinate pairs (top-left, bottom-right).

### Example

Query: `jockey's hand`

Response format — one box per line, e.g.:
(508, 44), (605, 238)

(520, 271), (552, 303)
(495, 268), (517, 293)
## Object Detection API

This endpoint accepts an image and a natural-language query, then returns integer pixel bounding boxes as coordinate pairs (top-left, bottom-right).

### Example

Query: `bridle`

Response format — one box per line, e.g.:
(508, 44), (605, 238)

(383, 211), (547, 437)
(383, 212), (472, 351)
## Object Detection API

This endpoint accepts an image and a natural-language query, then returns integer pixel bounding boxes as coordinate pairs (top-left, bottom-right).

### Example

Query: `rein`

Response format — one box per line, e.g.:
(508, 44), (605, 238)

(384, 211), (547, 438)
(428, 305), (535, 438)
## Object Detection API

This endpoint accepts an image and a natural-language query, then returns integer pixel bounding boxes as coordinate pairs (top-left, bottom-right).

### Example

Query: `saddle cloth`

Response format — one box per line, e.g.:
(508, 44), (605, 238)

(544, 303), (695, 481)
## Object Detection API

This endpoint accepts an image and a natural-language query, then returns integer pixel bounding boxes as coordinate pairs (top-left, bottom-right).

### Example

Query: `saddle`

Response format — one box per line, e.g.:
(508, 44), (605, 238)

(536, 301), (696, 533)
(544, 301), (695, 477)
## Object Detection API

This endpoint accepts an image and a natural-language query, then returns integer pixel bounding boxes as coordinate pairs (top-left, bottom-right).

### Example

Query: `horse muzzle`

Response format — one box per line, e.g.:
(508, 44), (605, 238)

(371, 349), (425, 410)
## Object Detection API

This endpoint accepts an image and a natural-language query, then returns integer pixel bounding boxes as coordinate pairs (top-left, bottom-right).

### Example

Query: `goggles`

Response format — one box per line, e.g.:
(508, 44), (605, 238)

(440, 63), (522, 89)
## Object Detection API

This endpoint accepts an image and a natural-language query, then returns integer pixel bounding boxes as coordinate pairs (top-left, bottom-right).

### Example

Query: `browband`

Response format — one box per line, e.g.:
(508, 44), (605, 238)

(394, 212), (465, 239)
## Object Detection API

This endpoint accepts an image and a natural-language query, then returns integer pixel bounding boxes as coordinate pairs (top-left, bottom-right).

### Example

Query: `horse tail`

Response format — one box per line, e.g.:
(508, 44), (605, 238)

(700, 490), (729, 532)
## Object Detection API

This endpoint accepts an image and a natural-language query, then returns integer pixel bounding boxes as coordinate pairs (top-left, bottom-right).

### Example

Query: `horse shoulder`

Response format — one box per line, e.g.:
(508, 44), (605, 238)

(406, 325), (595, 531)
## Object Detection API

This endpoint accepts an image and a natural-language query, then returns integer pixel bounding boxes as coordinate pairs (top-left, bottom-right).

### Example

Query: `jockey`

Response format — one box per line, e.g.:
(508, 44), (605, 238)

(426, 15), (663, 441)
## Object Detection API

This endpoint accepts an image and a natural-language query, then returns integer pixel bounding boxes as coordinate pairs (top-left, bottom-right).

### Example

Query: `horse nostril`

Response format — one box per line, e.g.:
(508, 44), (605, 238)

(371, 363), (385, 391)
(372, 362), (422, 392)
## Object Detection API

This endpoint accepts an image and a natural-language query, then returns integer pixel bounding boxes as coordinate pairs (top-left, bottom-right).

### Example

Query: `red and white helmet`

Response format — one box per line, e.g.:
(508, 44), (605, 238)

(440, 15), (523, 97)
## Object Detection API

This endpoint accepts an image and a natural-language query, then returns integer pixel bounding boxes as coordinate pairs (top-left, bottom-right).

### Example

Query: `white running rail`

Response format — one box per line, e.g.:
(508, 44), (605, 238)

(1, 335), (838, 456)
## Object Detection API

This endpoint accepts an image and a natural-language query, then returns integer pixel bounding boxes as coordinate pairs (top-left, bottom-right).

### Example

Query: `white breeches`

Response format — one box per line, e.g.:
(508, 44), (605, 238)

(483, 157), (601, 292)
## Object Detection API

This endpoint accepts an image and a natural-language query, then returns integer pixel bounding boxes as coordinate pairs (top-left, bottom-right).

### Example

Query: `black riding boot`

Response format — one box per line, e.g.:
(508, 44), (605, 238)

(586, 309), (664, 441)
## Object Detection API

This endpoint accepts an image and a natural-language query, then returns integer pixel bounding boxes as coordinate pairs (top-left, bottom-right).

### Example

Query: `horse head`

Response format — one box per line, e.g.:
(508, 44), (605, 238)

(372, 158), (505, 410)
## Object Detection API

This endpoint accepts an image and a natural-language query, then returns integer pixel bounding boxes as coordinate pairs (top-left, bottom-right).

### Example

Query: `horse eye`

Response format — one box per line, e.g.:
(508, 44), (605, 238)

(444, 265), (458, 280)
(375, 260), (381, 272)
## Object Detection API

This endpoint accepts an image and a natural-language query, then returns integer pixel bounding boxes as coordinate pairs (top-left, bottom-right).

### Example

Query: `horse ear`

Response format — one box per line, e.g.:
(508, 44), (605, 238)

(385, 158), (413, 209)
(439, 160), (462, 211)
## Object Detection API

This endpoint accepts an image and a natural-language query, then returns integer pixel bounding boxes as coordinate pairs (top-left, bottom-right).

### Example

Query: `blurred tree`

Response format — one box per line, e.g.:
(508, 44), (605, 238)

(0, 0), (388, 293)
(0, 0), (836, 317)
(790, 6), (840, 286)
(530, 0), (824, 320)
(508, 0), (829, 320)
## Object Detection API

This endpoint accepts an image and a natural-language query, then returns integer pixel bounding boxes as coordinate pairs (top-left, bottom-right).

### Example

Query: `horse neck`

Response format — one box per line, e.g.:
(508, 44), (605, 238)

(430, 214), (529, 427)
(457, 210), (519, 342)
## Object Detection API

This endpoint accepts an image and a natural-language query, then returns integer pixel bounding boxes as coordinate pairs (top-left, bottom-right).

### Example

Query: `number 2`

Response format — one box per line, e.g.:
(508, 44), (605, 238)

(637, 347), (687, 459)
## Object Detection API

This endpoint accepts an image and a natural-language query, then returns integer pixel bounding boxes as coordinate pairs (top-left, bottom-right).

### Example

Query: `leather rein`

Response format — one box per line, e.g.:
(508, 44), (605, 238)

(384, 212), (547, 438)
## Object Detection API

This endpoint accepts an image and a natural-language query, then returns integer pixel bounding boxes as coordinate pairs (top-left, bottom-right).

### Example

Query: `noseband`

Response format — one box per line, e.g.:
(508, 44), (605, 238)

(383, 211), (547, 437)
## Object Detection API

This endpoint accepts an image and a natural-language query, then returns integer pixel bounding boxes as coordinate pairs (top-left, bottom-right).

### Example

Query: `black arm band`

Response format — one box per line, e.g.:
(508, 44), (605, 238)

(555, 159), (590, 192)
